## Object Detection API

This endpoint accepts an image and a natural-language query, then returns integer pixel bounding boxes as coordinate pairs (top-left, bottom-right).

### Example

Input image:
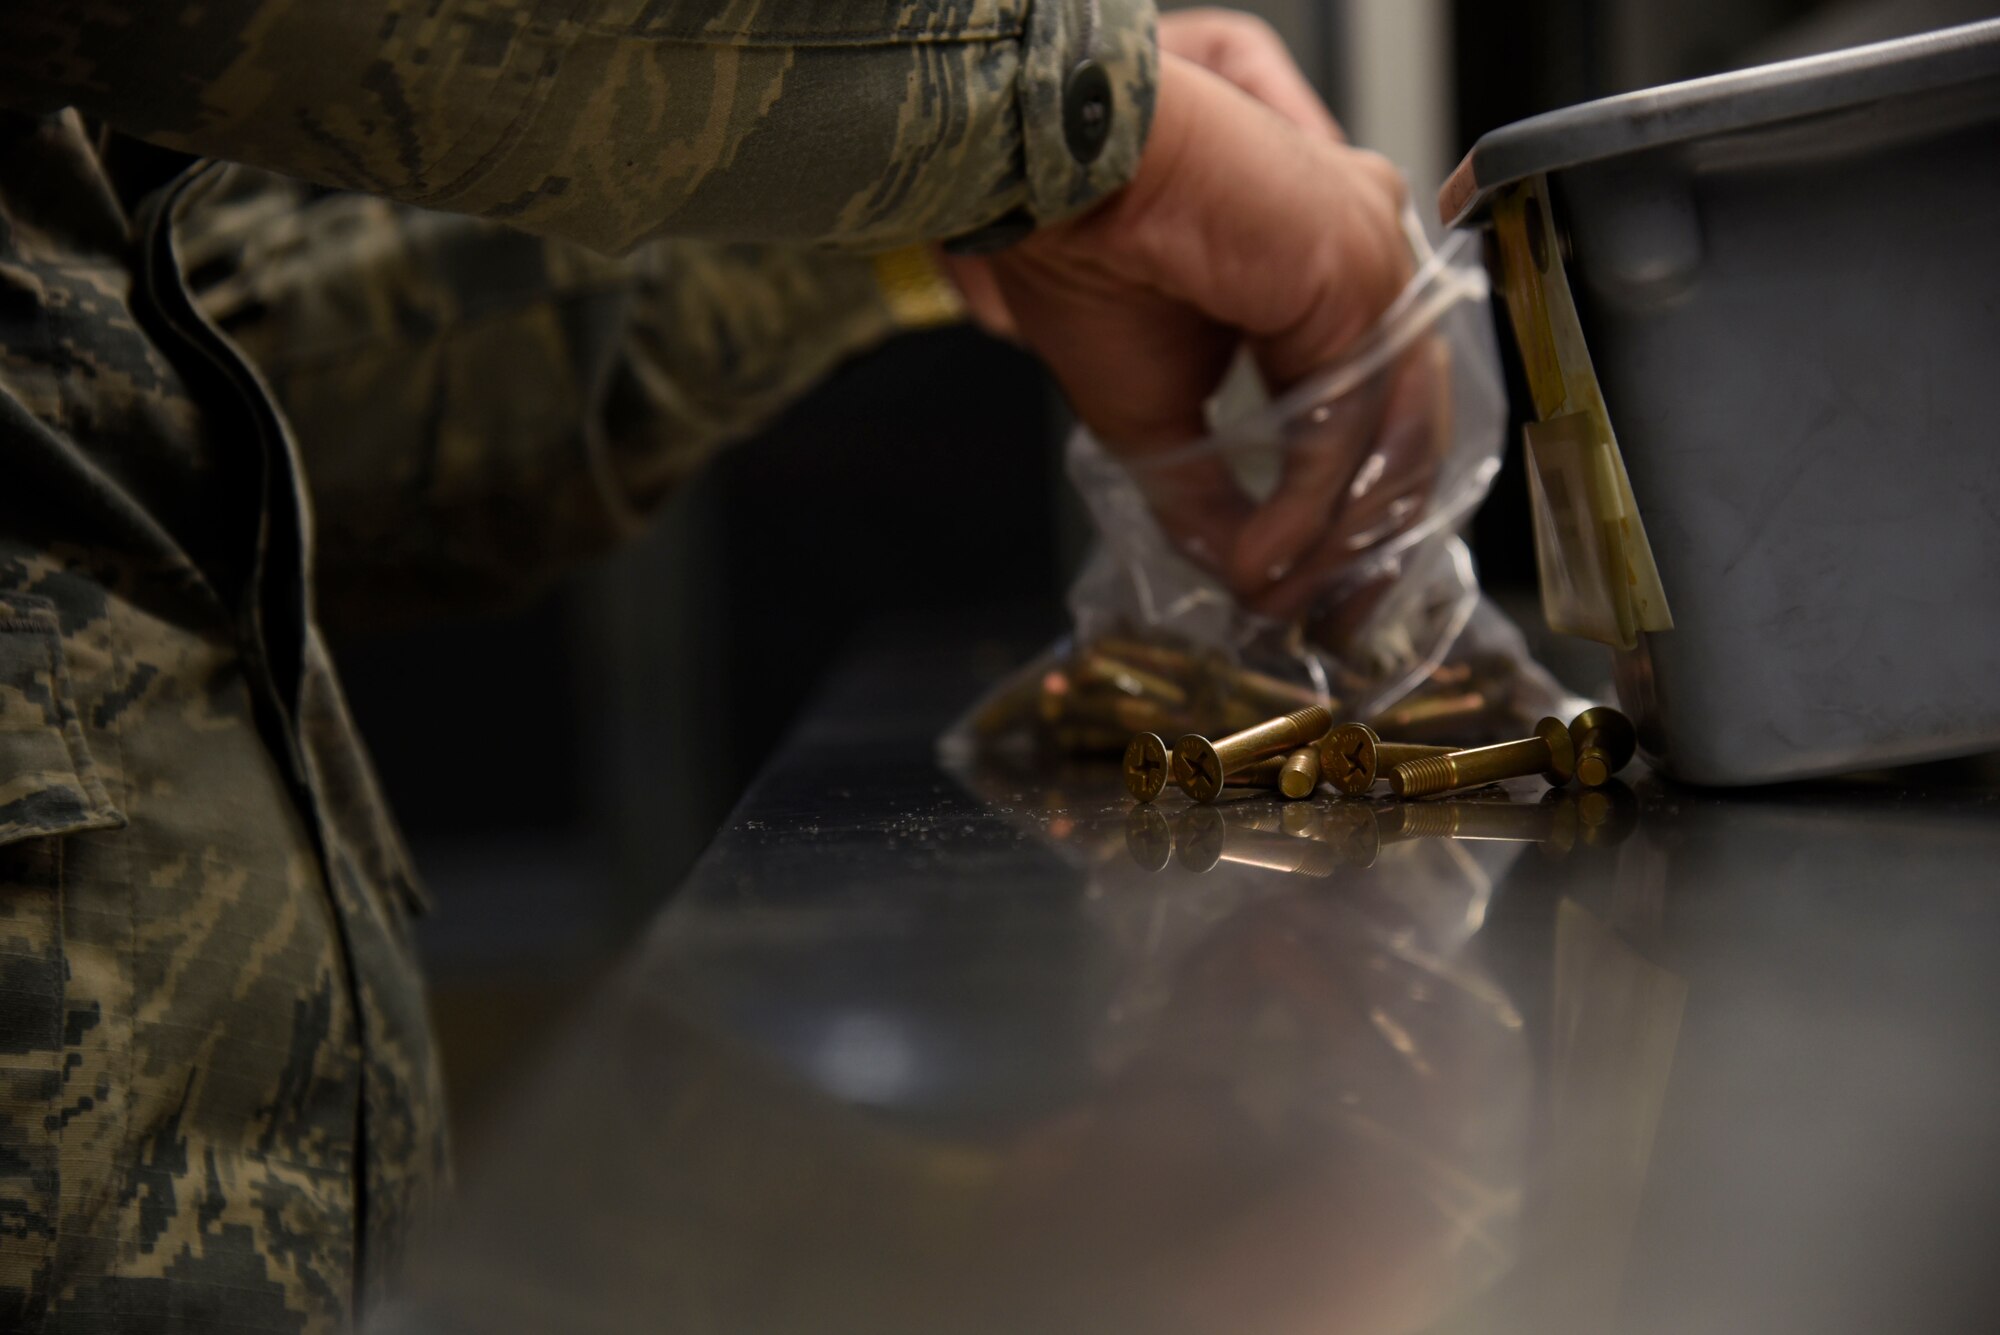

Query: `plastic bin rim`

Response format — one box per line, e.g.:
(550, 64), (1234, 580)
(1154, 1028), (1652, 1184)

(1439, 15), (2000, 229)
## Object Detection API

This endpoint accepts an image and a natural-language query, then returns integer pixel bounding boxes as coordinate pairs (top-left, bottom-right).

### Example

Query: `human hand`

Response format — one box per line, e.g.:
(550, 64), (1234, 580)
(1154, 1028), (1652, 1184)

(948, 7), (1344, 342)
(950, 51), (1426, 616)
(1157, 6), (1344, 143)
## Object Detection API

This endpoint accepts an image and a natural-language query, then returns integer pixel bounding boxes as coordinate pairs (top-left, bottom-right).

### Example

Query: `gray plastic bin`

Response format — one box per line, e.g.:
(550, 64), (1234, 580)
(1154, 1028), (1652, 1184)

(1443, 19), (2000, 784)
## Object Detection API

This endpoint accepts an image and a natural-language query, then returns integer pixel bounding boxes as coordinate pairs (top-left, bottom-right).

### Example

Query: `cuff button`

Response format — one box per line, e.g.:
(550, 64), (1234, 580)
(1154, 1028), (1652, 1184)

(1062, 59), (1114, 164)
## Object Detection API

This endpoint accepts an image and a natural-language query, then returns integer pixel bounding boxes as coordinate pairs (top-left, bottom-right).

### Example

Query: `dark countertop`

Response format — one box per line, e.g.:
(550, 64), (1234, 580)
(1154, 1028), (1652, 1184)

(383, 629), (2000, 1335)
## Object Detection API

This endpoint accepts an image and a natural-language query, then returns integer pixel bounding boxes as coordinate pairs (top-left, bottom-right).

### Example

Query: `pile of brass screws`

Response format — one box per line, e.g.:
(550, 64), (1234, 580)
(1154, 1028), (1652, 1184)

(971, 635), (1548, 760)
(1126, 704), (1636, 805)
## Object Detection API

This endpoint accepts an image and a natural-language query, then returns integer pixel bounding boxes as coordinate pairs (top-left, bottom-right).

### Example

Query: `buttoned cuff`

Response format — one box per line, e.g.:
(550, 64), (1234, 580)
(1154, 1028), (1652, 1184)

(950, 0), (1157, 253)
(1026, 0), (1157, 219)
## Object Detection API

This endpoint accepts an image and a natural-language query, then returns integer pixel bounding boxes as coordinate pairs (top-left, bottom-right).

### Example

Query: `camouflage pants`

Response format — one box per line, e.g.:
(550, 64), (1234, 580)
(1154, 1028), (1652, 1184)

(2, 111), (445, 1335)
(0, 573), (437, 1333)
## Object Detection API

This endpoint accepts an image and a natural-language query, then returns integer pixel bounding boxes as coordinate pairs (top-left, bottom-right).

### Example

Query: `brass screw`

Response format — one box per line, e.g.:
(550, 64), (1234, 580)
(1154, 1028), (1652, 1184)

(1051, 723), (1131, 755)
(1389, 717), (1576, 798)
(1111, 696), (1185, 736)
(1279, 747), (1322, 800)
(1093, 636), (1198, 679)
(1374, 690), (1491, 736)
(1222, 756), (1290, 792)
(1569, 707), (1636, 788)
(1079, 653), (1190, 707)
(1123, 733), (1171, 803)
(1173, 705), (1333, 803)
(1318, 723), (1457, 796)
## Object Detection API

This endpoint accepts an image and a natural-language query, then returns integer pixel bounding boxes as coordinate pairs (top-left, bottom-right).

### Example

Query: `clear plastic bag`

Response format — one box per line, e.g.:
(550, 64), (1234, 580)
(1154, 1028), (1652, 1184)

(945, 219), (1575, 764)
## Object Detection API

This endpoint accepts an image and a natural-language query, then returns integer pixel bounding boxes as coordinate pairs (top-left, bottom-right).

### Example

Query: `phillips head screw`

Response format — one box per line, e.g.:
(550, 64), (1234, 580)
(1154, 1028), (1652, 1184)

(1123, 733), (1171, 803)
(1319, 722), (1458, 796)
(1173, 705), (1333, 804)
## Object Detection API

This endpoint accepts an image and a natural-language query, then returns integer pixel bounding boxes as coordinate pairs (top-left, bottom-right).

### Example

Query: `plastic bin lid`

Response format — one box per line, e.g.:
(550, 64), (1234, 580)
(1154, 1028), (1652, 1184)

(1440, 16), (2000, 227)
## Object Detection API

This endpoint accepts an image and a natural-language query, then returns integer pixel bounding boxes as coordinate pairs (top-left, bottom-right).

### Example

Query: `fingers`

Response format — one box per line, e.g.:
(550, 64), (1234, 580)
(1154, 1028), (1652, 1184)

(1224, 373), (1392, 596)
(1243, 147), (1412, 390)
(1065, 58), (1412, 390)
(1239, 340), (1451, 625)
(992, 246), (1255, 570)
(991, 54), (1420, 597)
(1158, 7), (1346, 142)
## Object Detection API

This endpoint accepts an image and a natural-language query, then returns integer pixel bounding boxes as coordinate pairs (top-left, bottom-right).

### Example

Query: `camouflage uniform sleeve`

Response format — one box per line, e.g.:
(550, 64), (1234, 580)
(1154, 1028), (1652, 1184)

(3, 0), (1157, 252)
(180, 169), (922, 630)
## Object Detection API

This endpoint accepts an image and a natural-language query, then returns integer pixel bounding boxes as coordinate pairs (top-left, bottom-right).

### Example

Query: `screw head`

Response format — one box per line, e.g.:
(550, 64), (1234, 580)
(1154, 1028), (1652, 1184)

(1124, 806), (1173, 871)
(1320, 723), (1379, 796)
(1123, 733), (1170, 803)
(1535, 716), (1578, 784)
(1173, 735), (1225, 804)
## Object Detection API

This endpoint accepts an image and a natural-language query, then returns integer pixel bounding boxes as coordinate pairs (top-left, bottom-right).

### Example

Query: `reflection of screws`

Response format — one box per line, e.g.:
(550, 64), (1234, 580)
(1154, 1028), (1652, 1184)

(1279, 748), (1322, 799)
(1390, 717), (1577, 798)
(1174, 807), (1229, 872)
(1173, 706), (1333, 803)
(1569, 707), (1636, 788)
(1125, 806), (1174, 871)
(1388, 800), (1575, 854)
(1320, 803), (1384, 867)
(1569, 780), (1639, 845)
(1173, 810), (1340, 878)
(1219, 829), (1342, 878)
(1319, 723), (1456, 795)
(1280, 802), (1323, 837)
(1222, 796), (1291, 831)
(1123, 733), (1171, 803)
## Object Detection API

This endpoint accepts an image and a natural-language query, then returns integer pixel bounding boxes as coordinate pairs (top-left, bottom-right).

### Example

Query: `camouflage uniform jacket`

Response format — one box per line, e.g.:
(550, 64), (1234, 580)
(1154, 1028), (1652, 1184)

(0, 2), (1155, 1331)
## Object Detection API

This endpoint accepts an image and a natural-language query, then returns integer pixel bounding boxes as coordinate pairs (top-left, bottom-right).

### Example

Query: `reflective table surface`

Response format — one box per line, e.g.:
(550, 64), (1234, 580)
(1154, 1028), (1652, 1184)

(388, 636), (2000, 1335)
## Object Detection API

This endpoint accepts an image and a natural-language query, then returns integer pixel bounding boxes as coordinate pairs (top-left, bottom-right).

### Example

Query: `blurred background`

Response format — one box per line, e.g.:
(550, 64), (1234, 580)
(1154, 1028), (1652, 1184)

(330, 0), (1999, 1134)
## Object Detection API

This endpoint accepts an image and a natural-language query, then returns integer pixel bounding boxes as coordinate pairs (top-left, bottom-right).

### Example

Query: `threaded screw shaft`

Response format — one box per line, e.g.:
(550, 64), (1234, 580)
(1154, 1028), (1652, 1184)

(1174, 704), (1333, 803)
(1279, 747), (1321, 799)
(1389, 717), (1576, 798)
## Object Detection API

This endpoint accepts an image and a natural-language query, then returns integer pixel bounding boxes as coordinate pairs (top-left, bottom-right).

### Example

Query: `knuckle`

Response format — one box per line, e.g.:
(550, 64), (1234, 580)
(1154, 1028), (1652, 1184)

(1226, 10), (1283, 48)
(1351, 149), (1410, 202)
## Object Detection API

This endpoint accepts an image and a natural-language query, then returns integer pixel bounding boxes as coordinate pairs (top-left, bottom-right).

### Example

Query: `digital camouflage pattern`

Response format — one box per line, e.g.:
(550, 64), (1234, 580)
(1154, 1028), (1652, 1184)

(179, 168), (936, 629)
(0, 115), (446, 1334)
(1, 0), (1155, 254)
(0, 0), (1157, 1329)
